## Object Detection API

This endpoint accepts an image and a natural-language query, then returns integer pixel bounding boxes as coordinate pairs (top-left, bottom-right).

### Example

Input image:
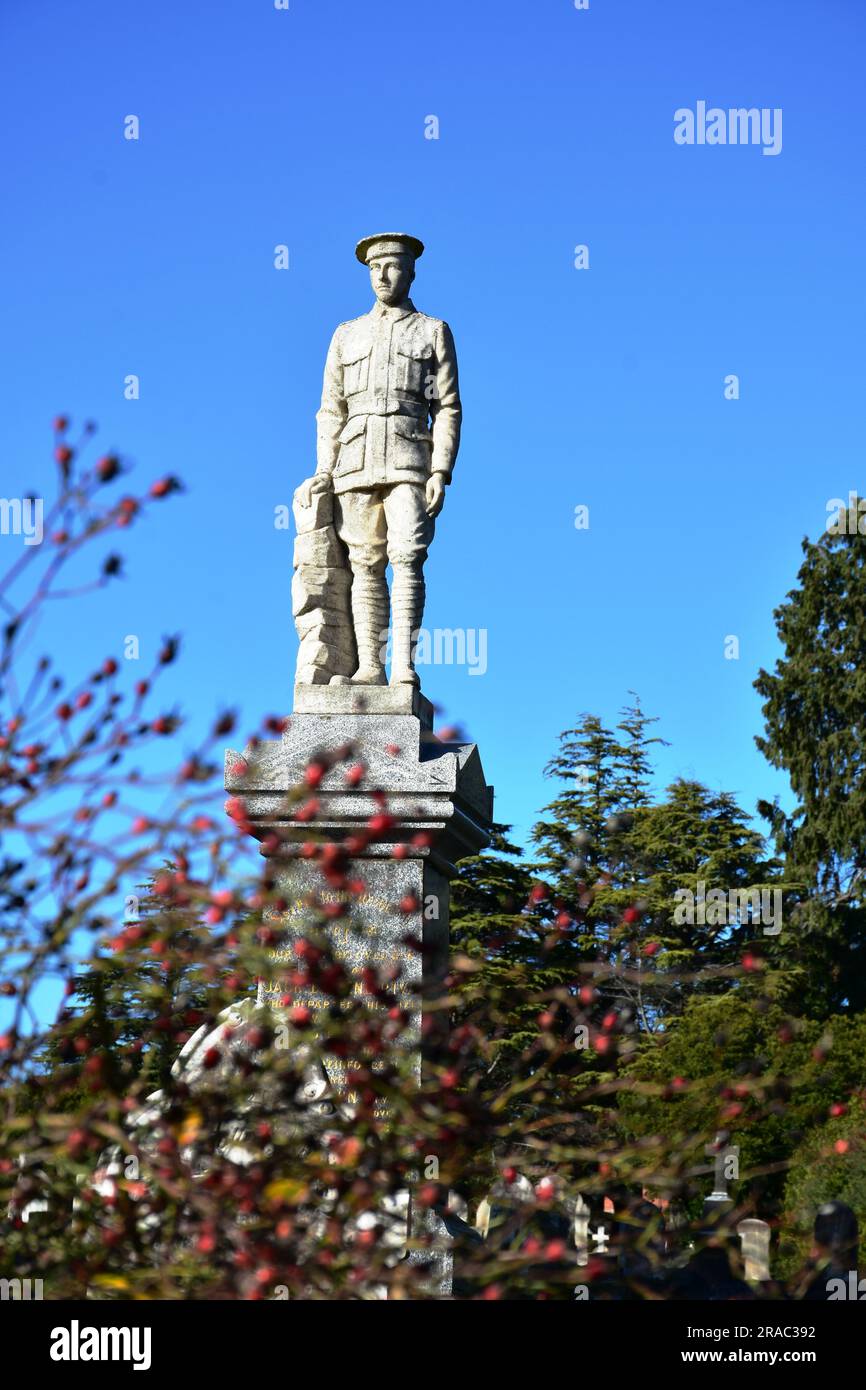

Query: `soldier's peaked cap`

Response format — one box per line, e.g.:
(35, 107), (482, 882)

(356, 233), (425, 264)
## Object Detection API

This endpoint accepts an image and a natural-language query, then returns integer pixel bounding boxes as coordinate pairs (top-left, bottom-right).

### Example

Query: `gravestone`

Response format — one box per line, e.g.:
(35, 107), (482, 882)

(737, 1218), (771, 1282)
(574, 1193), (591, 1266)
(703, 1133), (740, 1217)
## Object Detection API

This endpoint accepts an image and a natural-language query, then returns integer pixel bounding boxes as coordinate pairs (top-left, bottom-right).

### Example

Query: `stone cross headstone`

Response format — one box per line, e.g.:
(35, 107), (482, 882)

(590, 1223), (609, 1254)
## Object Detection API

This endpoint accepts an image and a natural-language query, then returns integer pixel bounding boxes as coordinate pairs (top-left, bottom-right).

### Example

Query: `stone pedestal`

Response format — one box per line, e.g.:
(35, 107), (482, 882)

(225, 687), (492, 1294)
(226, 691), (491, 1030)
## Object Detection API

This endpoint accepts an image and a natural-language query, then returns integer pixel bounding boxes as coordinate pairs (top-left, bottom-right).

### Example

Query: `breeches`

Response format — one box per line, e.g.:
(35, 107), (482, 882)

(334, 482), (433, 573)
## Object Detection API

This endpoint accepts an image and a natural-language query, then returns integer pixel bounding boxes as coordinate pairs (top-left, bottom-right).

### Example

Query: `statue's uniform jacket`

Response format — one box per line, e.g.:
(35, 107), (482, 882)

(315, 298), (461, 500)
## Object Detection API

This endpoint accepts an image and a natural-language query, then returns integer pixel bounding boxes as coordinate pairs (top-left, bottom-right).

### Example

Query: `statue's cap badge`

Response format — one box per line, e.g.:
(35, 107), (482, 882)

(356, 233), (425, 265)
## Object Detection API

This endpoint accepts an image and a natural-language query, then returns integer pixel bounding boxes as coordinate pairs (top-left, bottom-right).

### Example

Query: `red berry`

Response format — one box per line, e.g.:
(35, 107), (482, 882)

(96, 454), (120, 483)
(66, 1128), (88, 1156)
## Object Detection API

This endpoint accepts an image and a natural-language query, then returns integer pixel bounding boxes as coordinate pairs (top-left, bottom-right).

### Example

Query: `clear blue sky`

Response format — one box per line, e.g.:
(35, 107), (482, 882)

(1, 0), (864, 850)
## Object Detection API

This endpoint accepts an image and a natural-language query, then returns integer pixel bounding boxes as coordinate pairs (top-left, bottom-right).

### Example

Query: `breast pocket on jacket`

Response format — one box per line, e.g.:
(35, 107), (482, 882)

(395, 341), (434, 398)
(342, 346), (371, 397)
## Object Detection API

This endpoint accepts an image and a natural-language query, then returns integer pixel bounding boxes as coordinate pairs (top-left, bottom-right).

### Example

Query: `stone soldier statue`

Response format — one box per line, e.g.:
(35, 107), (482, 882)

(297, 233), (461, 688)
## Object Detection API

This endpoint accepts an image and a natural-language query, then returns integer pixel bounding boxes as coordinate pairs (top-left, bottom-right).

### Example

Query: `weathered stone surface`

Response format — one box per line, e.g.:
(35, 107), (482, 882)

(296, 634), (355, 674)
(291, 567), (352, 618)
(296, 621), (357, 658)
(294, 608), (355, 642)
(226, 711), (491, 1111)
(291, 475), (356, 683)
(293, 526), (343, 569)
(292, 683), (434, 726)
(225, 712), (493, 864)
(295, 663), (331, 686)
(225, 705), (492, 1298)
(293, 485), (333, 535)
(291, 233), (461, 689)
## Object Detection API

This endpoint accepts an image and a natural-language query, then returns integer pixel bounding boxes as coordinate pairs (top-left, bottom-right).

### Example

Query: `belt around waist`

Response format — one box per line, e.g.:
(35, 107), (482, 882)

(346, 405), (427, 420)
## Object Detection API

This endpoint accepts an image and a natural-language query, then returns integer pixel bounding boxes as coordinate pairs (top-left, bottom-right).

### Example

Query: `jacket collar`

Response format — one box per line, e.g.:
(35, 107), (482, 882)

(370, 297), (417, 323)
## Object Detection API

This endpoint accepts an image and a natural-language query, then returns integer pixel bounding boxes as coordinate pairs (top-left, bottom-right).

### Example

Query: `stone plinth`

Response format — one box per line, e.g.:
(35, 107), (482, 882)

(225, 695), (492, 1294)
(225, 700), (493, 1089)
(292, 683), (434, 728)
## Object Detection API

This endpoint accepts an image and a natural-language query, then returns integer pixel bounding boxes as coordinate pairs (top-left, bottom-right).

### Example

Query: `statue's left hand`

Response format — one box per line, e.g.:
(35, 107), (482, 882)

(425, 474), (446, 519)
(297, 473), (332, 509)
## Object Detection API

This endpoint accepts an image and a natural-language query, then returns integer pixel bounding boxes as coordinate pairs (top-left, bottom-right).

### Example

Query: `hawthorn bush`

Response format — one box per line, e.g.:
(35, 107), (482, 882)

(0, 421), (858, 1300)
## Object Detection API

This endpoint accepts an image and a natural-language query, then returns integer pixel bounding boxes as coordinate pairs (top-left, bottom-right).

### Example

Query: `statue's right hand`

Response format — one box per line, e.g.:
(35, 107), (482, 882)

(297, 473), (331, 509)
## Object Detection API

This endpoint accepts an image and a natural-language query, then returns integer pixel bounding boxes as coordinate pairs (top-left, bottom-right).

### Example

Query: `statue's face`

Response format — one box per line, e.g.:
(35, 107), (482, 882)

(368, 254), (415, 306)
